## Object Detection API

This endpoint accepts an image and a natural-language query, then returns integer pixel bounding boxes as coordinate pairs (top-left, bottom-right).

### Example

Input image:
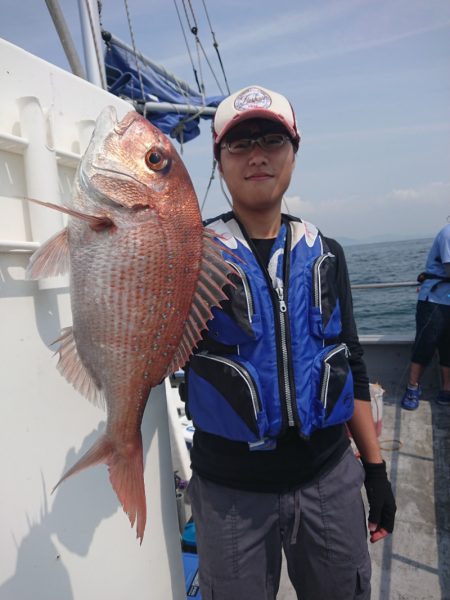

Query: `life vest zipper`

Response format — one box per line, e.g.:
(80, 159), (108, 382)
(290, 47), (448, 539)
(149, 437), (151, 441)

(275, 284), (295, 427)
(313, 252), (334, 311)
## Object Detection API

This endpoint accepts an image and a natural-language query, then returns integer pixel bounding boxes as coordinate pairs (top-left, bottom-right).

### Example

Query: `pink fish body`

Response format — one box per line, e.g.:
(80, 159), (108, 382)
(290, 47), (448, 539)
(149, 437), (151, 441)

(27, 107), (234, 542)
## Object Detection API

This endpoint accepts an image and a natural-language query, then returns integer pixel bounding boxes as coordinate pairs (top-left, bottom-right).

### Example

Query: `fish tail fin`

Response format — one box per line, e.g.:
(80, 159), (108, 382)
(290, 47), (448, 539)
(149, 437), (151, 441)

(53, 433), (147, 543)
(107, 433), (147, 544)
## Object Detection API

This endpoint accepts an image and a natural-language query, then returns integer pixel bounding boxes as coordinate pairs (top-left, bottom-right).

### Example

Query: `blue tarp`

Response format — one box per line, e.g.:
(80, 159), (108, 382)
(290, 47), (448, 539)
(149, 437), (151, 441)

(104, 41), (224, 143)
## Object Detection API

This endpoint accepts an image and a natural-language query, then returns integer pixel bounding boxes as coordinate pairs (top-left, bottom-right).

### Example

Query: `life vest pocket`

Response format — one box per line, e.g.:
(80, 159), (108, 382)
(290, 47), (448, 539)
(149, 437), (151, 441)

(187, 352), (268, 443)
(312, 343), (354, 429)
(206, 262), (263, 345)
(308, 253), (342, 339)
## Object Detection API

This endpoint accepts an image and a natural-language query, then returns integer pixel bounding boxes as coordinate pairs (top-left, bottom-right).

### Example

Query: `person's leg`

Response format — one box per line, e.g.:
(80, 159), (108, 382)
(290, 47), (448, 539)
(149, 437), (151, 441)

(436, 305), (450, 404)
(437, 366), (450, 404)
(402, 301), (440, 410)
(440, 366), (450, 391)
(408, 362), (425, 386)
(282, 447), (371, 600)
(186, 473), (283, 600)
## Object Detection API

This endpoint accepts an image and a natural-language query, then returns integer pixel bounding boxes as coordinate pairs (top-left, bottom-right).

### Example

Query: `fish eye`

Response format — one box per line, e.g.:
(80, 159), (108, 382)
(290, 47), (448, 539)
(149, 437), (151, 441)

(145, 147), (169, 171)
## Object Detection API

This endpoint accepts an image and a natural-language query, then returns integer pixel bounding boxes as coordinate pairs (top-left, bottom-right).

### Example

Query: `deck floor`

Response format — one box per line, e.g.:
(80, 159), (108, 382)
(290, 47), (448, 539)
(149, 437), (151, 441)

(277, 393), (450, 600)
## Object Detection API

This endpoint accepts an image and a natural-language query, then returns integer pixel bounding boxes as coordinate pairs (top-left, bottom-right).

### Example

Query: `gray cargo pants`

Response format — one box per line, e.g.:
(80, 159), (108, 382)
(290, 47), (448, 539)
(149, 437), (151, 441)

(186, 446), (371, 600)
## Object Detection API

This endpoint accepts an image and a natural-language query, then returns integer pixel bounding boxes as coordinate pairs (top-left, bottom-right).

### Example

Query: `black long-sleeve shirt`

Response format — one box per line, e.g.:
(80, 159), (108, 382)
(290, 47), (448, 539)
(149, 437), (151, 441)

(190, 235), (370, 492)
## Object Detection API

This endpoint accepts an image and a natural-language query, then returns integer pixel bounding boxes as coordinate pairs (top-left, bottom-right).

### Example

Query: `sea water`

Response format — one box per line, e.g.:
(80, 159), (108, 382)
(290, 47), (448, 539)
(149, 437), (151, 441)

(343, 237), (433, 336)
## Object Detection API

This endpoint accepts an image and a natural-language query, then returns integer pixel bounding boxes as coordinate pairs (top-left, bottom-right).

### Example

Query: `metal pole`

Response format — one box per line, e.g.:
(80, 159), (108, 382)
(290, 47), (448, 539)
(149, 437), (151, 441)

(45, 0), (86, 79)
(78, 0), (107, 88)
(144, 102), (216, 116)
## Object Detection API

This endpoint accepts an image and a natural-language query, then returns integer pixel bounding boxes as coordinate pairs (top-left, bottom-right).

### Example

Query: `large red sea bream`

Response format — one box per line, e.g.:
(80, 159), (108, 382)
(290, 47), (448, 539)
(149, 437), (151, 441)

(27, 106), (234, 542)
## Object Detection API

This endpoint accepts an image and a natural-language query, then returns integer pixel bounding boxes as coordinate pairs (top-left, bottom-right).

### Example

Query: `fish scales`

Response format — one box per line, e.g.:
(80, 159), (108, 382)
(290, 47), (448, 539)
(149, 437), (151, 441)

(26, 107), (235, 542)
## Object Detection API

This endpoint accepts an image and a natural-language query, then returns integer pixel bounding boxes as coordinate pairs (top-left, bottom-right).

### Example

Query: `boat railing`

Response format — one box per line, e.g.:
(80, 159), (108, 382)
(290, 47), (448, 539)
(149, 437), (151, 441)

(0, 242), (420, 293)
(351, 281), (417, 289)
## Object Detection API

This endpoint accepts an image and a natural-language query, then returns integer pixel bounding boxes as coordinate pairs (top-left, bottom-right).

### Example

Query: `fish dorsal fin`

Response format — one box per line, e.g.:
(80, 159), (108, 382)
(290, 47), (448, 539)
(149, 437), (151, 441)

(26, 228), (70, 279)
(53, 327), (105, 409)
(164, 230), (237, 376)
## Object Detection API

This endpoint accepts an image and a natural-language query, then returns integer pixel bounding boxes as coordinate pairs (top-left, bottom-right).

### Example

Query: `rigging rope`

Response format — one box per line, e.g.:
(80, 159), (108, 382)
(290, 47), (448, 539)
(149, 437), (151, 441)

(200, 0), (231, 94)
(123, 0), (146, 101)
(200, 157), (217, 212)
(180, 0), (225, 96)
(172, 0), (202, 94)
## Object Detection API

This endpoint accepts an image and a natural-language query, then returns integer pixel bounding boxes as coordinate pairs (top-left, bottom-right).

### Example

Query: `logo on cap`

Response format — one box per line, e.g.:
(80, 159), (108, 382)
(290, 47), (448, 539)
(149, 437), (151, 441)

(234, 87), (272, 112)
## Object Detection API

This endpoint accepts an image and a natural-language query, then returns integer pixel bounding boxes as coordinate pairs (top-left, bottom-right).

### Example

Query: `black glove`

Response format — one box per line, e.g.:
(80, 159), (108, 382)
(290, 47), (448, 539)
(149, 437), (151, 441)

(362, 460), (396, 536)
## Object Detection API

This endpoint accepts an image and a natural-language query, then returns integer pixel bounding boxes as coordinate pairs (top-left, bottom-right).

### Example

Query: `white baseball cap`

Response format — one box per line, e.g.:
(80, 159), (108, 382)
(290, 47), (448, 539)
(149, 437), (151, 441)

(213, 85), (300, 159)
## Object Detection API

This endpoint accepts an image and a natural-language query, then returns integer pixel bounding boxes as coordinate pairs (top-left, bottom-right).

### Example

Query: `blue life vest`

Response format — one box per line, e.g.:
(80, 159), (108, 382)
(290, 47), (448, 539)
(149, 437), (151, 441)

(185, 213), (354, 448)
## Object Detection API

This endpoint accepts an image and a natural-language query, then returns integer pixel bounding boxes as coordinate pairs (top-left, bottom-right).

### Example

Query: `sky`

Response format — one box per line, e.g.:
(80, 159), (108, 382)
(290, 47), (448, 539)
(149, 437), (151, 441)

(1, 0), (449, 243)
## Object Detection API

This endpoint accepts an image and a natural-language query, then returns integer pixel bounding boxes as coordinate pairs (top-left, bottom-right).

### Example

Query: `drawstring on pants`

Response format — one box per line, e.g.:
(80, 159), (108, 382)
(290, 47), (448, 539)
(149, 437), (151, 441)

(290, 488), (302, 545)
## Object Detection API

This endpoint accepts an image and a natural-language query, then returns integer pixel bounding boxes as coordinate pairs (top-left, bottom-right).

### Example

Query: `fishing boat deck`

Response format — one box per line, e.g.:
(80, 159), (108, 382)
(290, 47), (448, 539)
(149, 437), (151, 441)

(277, 337), (450, 600)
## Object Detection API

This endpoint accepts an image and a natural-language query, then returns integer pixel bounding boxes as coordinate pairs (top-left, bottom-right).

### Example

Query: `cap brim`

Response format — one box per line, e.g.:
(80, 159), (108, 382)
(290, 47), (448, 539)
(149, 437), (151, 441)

(214, 109), (299, 159)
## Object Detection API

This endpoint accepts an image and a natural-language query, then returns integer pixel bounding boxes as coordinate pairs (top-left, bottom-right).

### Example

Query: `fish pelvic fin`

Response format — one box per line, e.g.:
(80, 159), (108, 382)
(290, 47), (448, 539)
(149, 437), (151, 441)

(53, 432), (147, 544)
(53, 327), (105, 409)
(26, 228), (70, 279)
(164, 230), (240, 375)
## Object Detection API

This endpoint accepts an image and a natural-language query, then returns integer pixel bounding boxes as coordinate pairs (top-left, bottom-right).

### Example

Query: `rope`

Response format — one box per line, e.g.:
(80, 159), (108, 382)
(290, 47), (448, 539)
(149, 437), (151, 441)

(282, 196), (292, 216)
(83, 0), (107, 89)
(200, 158), (218, 212)
(200, 0), (231, 94)
(378, 439), (403, 452)
(181, 0), (225, 96)
(194, 32), (206, 98)
(123, 0), (146, 101)
(172, 0), (202, 94)
(219, 173), (233, 209)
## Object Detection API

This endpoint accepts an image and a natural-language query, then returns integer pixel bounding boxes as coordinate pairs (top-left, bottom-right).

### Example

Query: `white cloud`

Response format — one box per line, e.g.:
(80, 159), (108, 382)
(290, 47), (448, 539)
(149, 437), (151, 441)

(284, 181), (450, 240)
(389, 181), (450, 205)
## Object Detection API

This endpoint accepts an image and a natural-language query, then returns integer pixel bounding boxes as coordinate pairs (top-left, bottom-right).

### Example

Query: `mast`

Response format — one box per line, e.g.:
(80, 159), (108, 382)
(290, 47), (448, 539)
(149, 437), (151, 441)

(77, 0), (107, 88)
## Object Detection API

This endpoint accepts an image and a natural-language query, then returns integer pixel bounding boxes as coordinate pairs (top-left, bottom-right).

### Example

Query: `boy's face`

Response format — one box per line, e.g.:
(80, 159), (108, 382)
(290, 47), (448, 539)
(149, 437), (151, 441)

(219, 119), (295, 214)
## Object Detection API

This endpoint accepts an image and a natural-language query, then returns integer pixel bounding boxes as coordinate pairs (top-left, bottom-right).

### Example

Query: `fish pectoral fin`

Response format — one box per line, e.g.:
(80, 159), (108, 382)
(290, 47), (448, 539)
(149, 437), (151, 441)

(164, 231), (240, 376)
(53, 327), (105, 409)
(26, 228), (70, 279)
(23, 196), (115, 231)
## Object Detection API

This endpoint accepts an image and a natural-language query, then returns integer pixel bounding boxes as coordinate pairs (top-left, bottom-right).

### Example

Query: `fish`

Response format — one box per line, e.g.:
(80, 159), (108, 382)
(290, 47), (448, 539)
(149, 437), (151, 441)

(26, 106), (236, 542)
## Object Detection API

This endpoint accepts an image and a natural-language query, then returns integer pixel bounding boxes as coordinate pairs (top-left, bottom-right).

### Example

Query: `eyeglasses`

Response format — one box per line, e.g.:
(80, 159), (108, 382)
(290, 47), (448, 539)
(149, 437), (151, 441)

(220, 133), (292, 155)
